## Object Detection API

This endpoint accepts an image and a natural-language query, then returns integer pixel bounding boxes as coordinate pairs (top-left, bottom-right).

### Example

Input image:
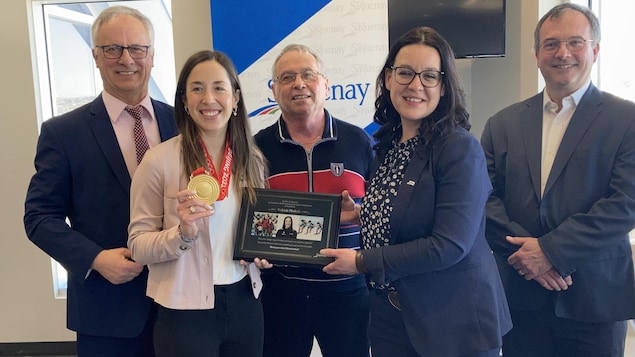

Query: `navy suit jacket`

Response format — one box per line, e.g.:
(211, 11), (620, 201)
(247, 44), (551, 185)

(481, 84), (635, 322)
(363, 127), (512, 356)
(24, 95), (177, 337)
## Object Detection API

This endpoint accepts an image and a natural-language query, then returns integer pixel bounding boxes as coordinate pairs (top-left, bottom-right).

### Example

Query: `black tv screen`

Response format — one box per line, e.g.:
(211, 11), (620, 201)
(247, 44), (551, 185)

(388, 0), (506, 58)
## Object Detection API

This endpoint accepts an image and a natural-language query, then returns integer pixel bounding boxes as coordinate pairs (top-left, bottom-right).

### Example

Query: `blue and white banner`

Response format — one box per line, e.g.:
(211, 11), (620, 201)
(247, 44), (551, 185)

(210, 0), (388, 134)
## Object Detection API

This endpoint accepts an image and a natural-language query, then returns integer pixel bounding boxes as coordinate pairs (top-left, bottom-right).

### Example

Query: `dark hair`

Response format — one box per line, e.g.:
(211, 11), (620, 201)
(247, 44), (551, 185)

(282, 216), (294, 230)
(373, 26), (469, 155)
(175, 50), (266, 203)
(534, 3), (601, 53)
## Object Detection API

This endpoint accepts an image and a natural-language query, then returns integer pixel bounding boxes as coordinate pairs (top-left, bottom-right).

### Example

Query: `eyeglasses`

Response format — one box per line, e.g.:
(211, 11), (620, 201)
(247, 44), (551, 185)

(96, 45), (151, 59)
(539, 37), (594, 54)
(390, 66), (444, 88)
(273, 70), (322, 85)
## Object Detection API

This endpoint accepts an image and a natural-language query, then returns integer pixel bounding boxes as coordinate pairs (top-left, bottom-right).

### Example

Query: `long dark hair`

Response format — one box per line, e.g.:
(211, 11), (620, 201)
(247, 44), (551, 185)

(373, 26), (470, 155)
(175, 50), (266, 203)
(282, 216), (294, 230)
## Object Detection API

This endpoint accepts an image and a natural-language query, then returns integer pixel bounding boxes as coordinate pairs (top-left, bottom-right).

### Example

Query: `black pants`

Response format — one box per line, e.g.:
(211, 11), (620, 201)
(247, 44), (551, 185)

(153, 276), (263, 357)
(503, 300), (627, 357)
(261, 272), (370, 357)
(368, 291), (500, 357)
(76, 305), (155, 357)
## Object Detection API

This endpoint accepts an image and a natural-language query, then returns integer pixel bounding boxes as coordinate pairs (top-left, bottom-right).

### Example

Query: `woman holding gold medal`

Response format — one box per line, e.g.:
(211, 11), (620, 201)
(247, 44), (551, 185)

(128, 50), (271, 356)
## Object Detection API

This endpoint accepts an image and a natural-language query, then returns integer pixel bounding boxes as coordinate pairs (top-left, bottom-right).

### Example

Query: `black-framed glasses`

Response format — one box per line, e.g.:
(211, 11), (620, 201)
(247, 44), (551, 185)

(539, 37), (594, 54)
(96, 45), (151, 59)
(390, 66), (444, 88)
(273, 70), (322, 85)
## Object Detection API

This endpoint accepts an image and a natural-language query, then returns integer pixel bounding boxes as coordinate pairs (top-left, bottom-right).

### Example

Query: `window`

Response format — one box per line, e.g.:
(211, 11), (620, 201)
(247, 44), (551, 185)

(571, 1), (635, 241)
(569, 0), (635, 102)
(589, 1), (635, 102)
(587, 1), (635, 242)
(28, 0), (175, 298)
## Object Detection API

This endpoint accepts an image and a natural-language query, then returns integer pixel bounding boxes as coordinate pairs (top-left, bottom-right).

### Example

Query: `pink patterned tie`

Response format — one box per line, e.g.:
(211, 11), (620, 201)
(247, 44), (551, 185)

(125, 105), (150, 164)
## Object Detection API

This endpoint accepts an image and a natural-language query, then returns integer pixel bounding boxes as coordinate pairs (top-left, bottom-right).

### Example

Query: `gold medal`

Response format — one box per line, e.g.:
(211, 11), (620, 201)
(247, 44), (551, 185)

(188, 173), (220, 205)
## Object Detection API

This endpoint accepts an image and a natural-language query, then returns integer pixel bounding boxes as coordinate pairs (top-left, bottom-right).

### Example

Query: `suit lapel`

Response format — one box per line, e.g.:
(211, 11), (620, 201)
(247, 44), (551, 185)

(520, 94), (544, 200)
(390, 144), (430, 243)
(88, 96), (132, 193)
(87, 97), (176, 195)
(152, 98), (177, 141)
(544, 85), (601, 196)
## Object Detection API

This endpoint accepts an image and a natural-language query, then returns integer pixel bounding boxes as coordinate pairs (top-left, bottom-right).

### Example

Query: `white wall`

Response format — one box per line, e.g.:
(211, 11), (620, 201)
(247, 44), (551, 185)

(469, 0), (543, 139)
(0, 0), (550, 343)
(0, 0), (70, 342)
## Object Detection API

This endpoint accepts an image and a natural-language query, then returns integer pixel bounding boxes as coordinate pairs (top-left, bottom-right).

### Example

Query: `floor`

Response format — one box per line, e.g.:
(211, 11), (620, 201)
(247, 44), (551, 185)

(3, 324), (633, 356)
(626, 321), (635, 356)
(308, 322), (635, 356)
(309, 338), (322, 357)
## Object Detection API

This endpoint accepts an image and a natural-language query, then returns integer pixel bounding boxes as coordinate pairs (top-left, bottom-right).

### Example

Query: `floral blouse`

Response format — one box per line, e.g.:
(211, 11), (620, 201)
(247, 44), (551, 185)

(361, 136), (420, 249)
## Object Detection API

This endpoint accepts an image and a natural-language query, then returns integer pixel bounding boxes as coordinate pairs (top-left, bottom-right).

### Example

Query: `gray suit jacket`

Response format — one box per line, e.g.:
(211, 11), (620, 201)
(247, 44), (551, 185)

(481, 84), (635, 322)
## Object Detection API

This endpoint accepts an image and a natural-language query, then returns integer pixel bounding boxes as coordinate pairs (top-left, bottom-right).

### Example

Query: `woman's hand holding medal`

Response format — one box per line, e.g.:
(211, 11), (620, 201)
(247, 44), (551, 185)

(177, 189), (214, 238)
(176, 136), (229, 241)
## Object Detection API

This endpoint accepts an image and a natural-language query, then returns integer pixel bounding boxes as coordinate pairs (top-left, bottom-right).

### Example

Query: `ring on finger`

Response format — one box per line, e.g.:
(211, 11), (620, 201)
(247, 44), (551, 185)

(518, 270), (525, 276)
(189, 206), (196, 214)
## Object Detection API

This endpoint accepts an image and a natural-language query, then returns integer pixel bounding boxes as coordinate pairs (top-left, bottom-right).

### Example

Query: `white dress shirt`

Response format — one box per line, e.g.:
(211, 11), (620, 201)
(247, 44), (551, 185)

(541, 81), (590, 197)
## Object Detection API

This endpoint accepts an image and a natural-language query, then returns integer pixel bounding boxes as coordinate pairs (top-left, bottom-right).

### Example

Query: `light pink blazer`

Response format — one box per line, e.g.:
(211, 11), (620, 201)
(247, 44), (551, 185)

(128, 135), (255, 309)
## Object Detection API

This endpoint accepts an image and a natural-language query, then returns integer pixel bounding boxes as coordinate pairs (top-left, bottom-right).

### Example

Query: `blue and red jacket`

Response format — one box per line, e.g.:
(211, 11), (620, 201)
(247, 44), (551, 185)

(254, 110), (374, 281)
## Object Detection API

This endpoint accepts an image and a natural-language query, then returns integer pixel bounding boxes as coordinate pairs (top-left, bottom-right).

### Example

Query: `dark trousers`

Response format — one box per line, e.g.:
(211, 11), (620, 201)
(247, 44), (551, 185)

(503, 300), (627, 357)
(368, 292), (500, 357)
(261, 272), (370, 357)
(76, 306), (155, 357)
(368, 291), (418, 357)
(153, 276), (263, 357)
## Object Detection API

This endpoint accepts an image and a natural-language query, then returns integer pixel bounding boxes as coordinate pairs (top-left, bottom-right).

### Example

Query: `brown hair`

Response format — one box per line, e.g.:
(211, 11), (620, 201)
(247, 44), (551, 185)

(175, 50), (267, 203)
(533, 3), (601, 53)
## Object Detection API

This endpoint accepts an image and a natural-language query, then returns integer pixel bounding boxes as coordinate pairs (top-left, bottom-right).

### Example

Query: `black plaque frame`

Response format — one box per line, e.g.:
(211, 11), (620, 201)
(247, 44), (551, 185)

(233, 189), (341, 267)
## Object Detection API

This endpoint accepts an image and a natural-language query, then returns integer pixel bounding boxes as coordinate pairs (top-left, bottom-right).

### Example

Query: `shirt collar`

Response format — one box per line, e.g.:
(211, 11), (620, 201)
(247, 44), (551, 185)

(543, 80), (591, 110)
(275, 109), (336, 142)
(102, 91), (155, 123)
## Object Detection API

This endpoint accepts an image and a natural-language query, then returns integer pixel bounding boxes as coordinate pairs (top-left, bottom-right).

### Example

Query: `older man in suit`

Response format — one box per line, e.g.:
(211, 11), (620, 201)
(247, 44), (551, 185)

(24, 6), (177, 356)
(481, 3), (635, 357)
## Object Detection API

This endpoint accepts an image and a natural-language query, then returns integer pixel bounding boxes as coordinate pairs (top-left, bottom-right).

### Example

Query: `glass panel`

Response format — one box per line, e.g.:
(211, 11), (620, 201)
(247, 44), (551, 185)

(589, 1), (635, 242)
(593, 1), (635, 102)
(46, 14), (98, 115)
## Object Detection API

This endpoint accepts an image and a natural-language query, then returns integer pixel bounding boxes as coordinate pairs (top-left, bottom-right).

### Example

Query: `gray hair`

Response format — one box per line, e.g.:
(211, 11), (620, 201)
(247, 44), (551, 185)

(271, 44), (325, 78)
(91, 6), (155, 47)
(534, 3), (600, 53)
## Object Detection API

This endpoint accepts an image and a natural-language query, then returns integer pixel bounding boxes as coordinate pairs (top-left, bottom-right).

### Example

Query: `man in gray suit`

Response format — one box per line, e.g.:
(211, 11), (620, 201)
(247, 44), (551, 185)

(481, 3), (635, 357)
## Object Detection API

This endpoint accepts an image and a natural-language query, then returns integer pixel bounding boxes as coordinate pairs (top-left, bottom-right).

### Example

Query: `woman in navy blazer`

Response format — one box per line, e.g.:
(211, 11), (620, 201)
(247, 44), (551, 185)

(322, 27), (511, 356)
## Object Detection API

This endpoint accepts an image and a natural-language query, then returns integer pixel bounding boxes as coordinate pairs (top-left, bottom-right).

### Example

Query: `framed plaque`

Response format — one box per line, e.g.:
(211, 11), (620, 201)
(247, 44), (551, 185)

(233, 188), (341, 267)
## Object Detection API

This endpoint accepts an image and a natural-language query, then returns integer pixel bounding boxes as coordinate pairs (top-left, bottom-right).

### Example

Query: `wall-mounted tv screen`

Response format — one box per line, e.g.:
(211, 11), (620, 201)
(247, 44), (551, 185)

(388, 0), (506, 59)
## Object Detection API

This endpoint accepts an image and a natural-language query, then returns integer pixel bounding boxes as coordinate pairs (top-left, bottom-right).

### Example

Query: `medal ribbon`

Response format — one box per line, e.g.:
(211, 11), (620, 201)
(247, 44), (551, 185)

(192, 136), (233, 200)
